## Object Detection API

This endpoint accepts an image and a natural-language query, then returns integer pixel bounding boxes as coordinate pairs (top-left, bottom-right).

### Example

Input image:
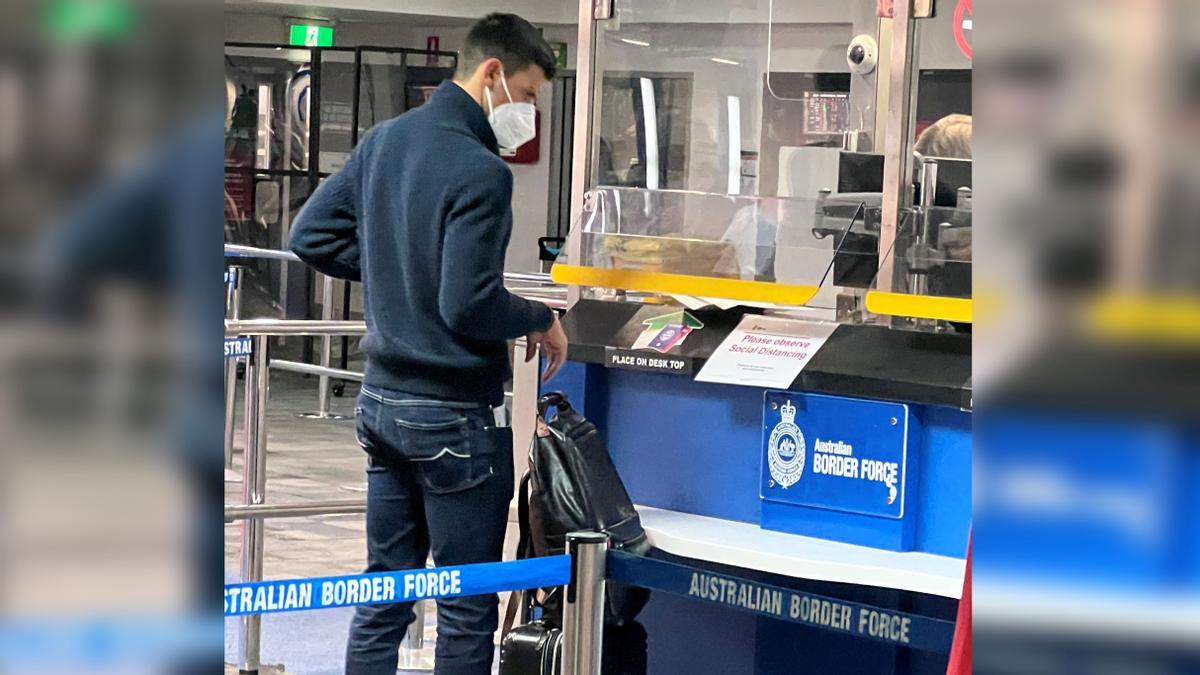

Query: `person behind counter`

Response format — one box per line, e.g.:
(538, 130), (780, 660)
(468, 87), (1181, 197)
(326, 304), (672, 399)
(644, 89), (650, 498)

(915, 114), (972, 265)
(289, 12), (567, 675)
(915, 113), (972, 161)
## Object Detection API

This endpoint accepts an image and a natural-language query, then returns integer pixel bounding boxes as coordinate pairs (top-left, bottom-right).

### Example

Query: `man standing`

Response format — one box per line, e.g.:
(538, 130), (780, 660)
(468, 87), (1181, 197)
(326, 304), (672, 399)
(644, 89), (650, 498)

(289, 13), (567, 675)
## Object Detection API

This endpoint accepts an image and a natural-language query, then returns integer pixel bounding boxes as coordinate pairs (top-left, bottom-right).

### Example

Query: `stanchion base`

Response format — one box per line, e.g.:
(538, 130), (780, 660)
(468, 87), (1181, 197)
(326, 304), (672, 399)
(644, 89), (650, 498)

(224, 469), (243, 483)
(295, 412), (350, 420)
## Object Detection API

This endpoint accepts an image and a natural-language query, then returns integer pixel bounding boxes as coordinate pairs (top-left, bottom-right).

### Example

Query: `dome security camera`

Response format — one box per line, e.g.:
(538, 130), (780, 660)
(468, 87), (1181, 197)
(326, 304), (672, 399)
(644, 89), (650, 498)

(846, 35), (878, 76)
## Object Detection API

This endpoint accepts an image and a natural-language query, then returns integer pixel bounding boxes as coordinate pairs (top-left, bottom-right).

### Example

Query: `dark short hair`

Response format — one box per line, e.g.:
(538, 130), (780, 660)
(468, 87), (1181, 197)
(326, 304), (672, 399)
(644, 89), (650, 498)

(457, 13), (557, 80)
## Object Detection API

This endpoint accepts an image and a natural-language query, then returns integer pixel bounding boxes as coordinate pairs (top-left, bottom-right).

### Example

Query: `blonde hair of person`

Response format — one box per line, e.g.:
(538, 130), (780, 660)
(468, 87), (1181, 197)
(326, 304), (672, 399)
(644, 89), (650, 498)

(914, 113), (972, 160)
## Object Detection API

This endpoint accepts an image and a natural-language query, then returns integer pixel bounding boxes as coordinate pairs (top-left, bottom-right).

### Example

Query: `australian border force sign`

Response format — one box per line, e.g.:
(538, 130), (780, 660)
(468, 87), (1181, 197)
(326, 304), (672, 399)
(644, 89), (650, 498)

(762, 392), (909, 519)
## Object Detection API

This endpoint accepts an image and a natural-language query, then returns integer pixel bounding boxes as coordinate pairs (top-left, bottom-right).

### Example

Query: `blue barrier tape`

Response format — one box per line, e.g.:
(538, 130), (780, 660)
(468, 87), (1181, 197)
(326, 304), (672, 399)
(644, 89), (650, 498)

(0, 616), (217, 665)
(605, 550), (955, 653)
(225, 555), (571, 617)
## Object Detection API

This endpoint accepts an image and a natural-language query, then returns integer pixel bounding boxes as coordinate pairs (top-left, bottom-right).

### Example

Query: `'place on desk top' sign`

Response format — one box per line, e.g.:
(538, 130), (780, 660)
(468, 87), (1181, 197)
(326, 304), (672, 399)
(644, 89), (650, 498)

(604, 347), (694, 375)
(761, 391), (910, 520)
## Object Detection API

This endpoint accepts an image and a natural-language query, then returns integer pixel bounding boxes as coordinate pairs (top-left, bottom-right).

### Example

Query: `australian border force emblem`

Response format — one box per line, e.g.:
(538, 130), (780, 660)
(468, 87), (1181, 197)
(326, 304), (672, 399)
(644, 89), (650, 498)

(767, 400), (805, 488)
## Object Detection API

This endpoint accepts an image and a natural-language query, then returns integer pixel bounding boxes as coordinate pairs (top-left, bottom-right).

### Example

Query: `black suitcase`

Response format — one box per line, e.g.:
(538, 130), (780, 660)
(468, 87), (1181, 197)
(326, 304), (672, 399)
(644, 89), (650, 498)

(499, 619), (562, 675)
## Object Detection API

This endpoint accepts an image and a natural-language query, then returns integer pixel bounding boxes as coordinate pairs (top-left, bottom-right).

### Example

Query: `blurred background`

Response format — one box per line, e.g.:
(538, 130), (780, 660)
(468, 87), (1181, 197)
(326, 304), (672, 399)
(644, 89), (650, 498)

(0, 0), (221, 673)
(974, 1), (1200, 673)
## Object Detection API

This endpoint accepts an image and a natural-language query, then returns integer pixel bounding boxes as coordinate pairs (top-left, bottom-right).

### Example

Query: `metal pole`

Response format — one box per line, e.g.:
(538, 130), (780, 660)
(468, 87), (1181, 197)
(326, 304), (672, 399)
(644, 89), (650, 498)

(270, 359), (363, 382)
(510, 340), (540, 505)
(342, 47), (361, 373)
(297, 276), (348, 420)
(225, 320), (367, 338)
(225, 499), (367, 522)
(405, 603), (425, 649)
(561, 531), (607, 675)
(397, 601), (434, 671)
(224, 267), (244, 481)
(877, 0), (919, 293)
(238, 335), (270, 674)
(910, 157), (939, 297)
(567, 0), (599, 309)
(318, 275), (333, 414)
(224, 244), (300, 262)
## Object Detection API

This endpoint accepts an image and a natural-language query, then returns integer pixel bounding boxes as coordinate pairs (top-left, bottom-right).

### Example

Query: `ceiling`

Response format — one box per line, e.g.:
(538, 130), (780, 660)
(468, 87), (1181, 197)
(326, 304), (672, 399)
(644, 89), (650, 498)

(223, 2), (480, 26)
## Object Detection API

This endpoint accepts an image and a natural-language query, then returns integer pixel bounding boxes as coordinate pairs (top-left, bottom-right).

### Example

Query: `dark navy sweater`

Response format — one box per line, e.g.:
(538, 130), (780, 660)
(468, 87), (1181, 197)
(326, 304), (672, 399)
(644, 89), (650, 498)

(289, 82), (553, 405)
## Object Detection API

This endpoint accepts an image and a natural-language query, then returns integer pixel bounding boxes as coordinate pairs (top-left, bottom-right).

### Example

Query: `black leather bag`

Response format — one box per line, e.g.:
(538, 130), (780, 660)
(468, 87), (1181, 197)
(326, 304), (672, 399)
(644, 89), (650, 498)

(521, 392), (651, 626)
(499, 618), (562, 675)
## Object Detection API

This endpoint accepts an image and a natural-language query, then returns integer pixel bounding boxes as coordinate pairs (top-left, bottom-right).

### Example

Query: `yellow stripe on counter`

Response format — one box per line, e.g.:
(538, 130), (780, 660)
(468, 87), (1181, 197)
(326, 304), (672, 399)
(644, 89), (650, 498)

(865, 292), (973, 323)
(550, 265), (819, 306)
(1087, 294), (1200, 345)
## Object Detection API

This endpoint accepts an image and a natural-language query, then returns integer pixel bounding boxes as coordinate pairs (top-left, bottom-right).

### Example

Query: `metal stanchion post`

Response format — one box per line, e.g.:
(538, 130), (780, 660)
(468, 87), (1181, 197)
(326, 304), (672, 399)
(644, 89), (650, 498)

(397, 600), (434, 671)
(561, 532), (608, 675)
(224, 266), (243, 483)
(238, 335), (270, 674)
(298, 274), (347, 420)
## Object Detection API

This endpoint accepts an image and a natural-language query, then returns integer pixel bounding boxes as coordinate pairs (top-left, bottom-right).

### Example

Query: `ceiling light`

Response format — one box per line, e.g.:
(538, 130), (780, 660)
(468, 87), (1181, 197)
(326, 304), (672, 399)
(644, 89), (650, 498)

(711, 57), (740, 65)
(620, 38), (651, 47)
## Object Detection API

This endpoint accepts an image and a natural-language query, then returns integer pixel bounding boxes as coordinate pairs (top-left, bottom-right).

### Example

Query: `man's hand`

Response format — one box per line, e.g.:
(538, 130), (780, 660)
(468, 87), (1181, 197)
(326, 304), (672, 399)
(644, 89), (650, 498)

(525, 311), (568, 384)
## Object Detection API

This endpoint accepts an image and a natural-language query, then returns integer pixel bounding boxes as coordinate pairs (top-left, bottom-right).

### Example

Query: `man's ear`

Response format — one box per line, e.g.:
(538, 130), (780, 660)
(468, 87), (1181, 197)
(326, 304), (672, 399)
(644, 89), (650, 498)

(476, 57), (502, 87)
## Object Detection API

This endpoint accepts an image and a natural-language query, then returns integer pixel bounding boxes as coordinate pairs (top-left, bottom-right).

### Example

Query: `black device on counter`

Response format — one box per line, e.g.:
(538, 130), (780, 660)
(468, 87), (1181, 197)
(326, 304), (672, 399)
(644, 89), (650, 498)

(836, 151), (972, 207)
(822, 152), (972, 294)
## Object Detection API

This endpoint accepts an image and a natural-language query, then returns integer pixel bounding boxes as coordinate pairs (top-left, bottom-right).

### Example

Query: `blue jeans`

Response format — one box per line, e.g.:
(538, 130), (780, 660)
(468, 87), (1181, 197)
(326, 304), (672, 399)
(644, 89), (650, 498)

(346, 385), (514, 675)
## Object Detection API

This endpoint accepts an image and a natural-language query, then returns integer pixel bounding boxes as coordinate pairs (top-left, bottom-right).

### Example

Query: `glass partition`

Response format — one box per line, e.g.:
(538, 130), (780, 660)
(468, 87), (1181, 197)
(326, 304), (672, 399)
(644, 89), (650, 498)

(590, 0), (883, 199)
(551, 187), (870, 308)
(910, 2), (973, 161)
(558, 0), (974, 325)
(866, 205), (973, 325)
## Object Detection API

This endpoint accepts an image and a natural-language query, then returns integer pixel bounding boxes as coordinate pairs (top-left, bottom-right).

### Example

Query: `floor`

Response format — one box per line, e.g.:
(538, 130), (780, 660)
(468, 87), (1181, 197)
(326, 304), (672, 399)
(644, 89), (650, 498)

(224, 369), (511, 675)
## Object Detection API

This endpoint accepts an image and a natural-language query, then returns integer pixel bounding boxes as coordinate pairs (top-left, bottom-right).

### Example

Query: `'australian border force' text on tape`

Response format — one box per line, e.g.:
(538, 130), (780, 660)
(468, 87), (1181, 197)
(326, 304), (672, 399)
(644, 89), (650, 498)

(225, 555), (570, 617)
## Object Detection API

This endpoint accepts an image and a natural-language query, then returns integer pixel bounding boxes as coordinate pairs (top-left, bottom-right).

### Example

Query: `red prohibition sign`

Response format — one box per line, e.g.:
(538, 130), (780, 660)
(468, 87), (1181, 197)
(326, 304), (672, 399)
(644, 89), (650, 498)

(953, 0), (973, 60)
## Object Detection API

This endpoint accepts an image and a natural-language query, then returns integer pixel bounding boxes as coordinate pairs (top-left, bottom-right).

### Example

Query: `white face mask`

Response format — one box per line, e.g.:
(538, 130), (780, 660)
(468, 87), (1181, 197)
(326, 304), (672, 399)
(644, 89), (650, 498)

(485, 70), (537, 152)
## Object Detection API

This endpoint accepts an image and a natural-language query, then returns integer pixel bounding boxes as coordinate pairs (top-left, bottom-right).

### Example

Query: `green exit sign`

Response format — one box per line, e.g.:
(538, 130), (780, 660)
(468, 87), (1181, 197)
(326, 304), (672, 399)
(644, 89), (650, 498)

(289, 24), (334, 47)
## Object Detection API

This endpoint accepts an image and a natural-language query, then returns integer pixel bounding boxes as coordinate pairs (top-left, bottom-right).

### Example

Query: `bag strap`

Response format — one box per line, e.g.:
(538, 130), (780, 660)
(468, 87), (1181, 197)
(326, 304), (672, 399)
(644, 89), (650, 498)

(537, 392), (572, 419)
(516, 471), (532, 560)
(501, 590), (526, 638)
(502, 472), (535, 637)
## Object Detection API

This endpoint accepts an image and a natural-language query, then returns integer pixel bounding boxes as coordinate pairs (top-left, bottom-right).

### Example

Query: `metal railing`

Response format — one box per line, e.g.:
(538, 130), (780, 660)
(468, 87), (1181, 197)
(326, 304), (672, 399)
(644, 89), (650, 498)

(225, 243), (303, 262)
(224, 245), (565, 422)
(222, 246), (567, 670)
(224, 318), (592, 674)
(226, 320), (366, 672)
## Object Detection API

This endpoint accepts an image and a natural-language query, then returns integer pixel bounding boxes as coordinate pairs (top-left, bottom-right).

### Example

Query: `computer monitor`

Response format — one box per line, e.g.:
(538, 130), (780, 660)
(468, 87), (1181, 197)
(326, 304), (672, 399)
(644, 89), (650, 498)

(836, 152), (972, 207)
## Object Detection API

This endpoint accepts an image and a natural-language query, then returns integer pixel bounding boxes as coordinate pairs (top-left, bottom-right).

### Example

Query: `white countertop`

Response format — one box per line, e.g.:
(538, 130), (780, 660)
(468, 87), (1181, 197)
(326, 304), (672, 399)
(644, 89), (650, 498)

(975, 579), (1200, 645)
(638, 506), (966, 599)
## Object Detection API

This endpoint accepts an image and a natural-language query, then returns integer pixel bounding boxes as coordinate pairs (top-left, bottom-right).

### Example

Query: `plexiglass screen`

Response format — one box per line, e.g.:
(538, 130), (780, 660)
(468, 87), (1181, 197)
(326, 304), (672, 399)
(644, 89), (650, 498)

(590, 0), (882, 199)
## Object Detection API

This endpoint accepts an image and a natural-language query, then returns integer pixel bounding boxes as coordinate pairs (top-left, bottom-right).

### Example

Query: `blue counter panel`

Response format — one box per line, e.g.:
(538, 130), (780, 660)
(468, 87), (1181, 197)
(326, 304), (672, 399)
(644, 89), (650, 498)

(595, 369), (767, 525)
(548, 363), (971, 558)
(914, 406), (972, 558)
(975, 411), (1197, 588)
